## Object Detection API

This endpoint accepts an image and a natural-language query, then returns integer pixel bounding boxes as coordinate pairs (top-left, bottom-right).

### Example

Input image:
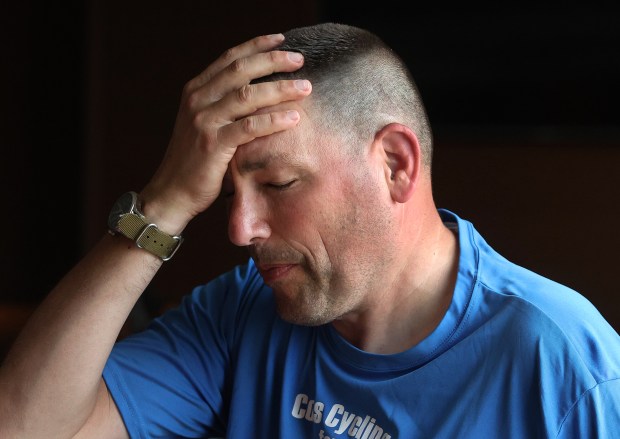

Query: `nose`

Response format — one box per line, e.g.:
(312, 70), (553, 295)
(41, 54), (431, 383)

(227, 193), (271, 247)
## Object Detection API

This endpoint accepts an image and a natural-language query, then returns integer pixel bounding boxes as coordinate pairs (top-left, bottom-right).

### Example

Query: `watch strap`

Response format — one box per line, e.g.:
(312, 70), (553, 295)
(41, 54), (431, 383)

(117, 213), (183, 261)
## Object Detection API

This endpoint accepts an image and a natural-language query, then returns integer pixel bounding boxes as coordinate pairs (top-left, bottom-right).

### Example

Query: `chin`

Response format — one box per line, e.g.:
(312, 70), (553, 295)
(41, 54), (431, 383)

(275, 300), (335, 327)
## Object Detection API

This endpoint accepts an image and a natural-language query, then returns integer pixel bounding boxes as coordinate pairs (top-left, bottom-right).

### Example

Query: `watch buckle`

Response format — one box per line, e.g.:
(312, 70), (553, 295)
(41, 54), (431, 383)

(136, 224), (183, 261)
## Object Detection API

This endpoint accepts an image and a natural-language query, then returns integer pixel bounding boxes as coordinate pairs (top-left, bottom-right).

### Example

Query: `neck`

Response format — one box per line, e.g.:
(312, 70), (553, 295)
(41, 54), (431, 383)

(332, 205), (459, 354)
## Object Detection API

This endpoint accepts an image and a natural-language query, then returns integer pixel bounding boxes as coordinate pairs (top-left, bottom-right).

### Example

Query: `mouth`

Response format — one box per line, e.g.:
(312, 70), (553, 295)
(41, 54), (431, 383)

(257, 263), (297, 284)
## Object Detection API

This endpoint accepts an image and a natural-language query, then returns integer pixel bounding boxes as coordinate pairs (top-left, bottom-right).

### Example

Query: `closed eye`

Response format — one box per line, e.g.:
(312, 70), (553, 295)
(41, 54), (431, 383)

(266, 180), (297, 191)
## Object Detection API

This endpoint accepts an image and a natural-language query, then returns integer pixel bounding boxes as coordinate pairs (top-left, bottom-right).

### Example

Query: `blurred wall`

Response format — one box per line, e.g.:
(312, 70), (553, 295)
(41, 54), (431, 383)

(1, 1), (618, 359)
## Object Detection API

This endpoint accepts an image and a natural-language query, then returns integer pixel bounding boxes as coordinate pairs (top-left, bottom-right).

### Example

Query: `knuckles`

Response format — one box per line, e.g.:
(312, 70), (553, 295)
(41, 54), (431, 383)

(268, 50), (282, 64)
(190, 111), (206, 130)
(236, 84), (255, 105)
(228, 57), (247, 75)
(240, 116), (258, 135)
(185, 91), (203, 113)
(220, 46), (238, 66)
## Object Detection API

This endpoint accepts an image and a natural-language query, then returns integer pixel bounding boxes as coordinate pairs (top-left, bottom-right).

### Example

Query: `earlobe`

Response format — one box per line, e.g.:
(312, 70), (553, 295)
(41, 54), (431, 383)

(374, 123), (421, 203)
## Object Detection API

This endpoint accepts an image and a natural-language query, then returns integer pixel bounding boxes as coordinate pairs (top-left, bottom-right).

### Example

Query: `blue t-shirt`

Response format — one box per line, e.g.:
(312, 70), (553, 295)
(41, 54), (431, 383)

(103, 209), (620, 438)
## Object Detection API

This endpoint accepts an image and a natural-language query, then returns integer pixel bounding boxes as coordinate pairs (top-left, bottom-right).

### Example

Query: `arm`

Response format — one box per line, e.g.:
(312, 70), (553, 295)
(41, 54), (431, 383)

(0, 32), (311, 439)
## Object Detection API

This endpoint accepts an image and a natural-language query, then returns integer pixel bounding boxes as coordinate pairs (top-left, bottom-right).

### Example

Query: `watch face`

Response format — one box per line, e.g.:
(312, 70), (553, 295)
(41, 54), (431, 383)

(107, 192), (138, 230)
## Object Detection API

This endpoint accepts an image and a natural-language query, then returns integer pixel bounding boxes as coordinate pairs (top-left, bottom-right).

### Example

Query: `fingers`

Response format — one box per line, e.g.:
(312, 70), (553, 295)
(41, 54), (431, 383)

(196, 77), (311, 166)
(186, 33), (286, 93)
(185, 49), (305, 110)
(143, 32), (311, 224)
(209, 50), (305, 100)
(219, 109), (302, 151)
(181, 46), (309, 148)
(180, 38), (311, 155)
(211, 77), (312, 129)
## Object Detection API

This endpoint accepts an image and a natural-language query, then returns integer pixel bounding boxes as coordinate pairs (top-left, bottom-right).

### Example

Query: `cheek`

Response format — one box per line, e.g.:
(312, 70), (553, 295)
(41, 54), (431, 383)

(265, 164), (385, 253)
(333, 173), (393, 254)
(265, 191), (325, 250)
(267, 184), (351, 255)
(269, 174), (351, 224)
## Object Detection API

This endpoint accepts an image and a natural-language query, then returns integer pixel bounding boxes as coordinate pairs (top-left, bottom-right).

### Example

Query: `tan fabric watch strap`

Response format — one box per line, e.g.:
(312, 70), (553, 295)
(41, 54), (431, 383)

(117, 213), (183, 261)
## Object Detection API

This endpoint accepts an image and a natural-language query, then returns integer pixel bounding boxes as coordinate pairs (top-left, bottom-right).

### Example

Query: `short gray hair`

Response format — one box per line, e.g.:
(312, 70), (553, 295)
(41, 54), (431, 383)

(255, 22), (433, 167)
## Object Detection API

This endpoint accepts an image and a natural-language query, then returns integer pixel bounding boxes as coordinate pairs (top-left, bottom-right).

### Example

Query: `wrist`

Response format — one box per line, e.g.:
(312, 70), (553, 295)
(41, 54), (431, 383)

(108, 191), (184, 261)
(138, 189), (193, 237)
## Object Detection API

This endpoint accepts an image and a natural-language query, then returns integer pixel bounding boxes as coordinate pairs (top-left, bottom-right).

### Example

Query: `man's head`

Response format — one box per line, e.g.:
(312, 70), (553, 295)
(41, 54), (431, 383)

(255, 22), (434, 168)
(229, 23), (439, 327)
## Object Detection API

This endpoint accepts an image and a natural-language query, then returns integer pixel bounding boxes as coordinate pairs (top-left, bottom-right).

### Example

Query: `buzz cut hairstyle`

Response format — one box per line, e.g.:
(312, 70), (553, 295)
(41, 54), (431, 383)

(254, 22), (434, 168)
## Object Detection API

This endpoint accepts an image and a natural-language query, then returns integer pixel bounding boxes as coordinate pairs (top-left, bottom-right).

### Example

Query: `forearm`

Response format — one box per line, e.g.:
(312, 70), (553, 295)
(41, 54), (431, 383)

(0, 233), (162, 438)
(0, 31), (310, 437)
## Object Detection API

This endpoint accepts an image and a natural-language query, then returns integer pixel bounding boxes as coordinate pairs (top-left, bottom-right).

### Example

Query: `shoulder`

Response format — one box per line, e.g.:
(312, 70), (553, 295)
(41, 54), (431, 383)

(447, 209), (620, 384)
(557, 377), (620, 438)
(472, 235), (620, 385)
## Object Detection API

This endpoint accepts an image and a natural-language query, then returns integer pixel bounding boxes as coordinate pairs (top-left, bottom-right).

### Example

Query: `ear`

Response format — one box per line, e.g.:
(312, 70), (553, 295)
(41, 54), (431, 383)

(373, 123), (421, 203)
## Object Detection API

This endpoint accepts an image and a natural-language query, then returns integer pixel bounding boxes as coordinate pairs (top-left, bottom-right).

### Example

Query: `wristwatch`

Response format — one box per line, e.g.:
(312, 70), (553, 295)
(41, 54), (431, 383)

(107, 191), (183, 261)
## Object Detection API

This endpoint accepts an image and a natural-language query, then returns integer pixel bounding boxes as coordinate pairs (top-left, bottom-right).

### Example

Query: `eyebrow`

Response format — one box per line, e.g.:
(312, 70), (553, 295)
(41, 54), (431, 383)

(237, 151), (302, 174)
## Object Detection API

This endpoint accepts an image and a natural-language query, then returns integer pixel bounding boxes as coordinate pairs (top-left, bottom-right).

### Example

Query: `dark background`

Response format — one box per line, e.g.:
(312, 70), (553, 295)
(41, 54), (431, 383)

(2, 1), (619, 359)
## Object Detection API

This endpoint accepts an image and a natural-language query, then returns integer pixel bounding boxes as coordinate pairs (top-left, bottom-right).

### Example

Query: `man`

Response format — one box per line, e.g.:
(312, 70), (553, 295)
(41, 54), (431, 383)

(1, 22), (619, 438)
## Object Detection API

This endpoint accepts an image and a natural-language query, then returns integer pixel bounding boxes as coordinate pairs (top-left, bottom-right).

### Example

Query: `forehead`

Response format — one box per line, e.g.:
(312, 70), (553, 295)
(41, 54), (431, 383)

(234, 129), (311, 172)
(232, 104), (328, 173)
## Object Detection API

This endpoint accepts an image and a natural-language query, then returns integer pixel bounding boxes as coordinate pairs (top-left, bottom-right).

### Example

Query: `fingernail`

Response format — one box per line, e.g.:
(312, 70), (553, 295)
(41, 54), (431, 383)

(294, 80), (310, 91)
(269, 33), (284, 42)
(287, 110), (300, 121)
(288, 52), (303, 63)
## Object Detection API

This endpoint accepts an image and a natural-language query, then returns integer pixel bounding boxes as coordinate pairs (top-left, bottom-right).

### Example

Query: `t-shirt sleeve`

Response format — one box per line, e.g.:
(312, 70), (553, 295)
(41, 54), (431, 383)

(556, 378), (620, 438)
(103, 262), (258, 438)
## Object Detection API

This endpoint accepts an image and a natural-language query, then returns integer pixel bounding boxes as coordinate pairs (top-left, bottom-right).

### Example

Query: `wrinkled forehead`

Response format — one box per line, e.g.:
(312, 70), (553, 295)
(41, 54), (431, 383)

(231, 101), (324, 173)
(233, 133), (308, 173)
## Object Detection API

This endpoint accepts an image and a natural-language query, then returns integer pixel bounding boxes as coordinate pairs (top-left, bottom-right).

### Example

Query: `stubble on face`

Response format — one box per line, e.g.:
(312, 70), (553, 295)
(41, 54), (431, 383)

(250, 241), (337, 326)
(239, 119), (395, 327)
(250, 174), (393, 327)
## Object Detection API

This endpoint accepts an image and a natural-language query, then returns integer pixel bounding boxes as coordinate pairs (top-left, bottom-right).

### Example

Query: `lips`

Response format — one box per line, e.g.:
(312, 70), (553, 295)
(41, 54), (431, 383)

(257, 263), (296, 284)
